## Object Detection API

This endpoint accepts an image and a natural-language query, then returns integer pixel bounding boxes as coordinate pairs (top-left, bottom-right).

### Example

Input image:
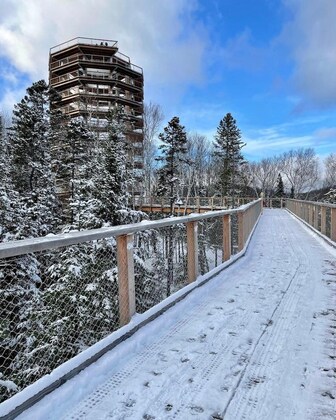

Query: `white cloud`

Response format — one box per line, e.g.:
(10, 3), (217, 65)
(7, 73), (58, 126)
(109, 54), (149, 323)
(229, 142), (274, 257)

(0, 0), (207, 103)
(244, 116), (336, 161)
(0, 86), (26, 115)
(219, 29), (266, 72)
(244, 133), (313, 158)
(314, 127), (336, 140)
(282, 0), (336, 107)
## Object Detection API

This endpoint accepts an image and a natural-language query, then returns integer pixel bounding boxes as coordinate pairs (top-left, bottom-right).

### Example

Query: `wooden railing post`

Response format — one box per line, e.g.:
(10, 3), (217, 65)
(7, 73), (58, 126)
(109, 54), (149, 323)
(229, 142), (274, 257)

(186, 221), (198, 283)
(310, 204), (314, 226)
(116, 234), (136, 326)
(331, 208), (336, 242)
(313, 205), (319, 230)
(321, 206), (327, 236)
(238, 211), (245, 252)
(223, 214), (231, 262)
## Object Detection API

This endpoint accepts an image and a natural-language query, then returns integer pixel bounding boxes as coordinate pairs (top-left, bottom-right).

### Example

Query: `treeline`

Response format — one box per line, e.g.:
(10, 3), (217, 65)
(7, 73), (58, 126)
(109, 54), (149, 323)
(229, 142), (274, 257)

(143, 103), (336, 203)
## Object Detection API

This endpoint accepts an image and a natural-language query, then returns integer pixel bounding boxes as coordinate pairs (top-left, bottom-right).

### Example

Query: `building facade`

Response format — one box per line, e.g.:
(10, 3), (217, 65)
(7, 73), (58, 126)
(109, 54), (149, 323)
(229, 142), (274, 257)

(49, 37), (144, 186)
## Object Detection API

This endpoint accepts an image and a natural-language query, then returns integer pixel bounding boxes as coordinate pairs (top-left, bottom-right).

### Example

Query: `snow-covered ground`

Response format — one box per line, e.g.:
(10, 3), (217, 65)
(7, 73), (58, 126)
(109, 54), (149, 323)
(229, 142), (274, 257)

(16, 209), (336, 419)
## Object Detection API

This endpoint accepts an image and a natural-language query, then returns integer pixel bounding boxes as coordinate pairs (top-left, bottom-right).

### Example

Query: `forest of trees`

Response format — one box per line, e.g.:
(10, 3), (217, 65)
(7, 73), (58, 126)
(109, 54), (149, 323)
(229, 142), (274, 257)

(0, 80), (335, 402)
(143, 104), (335, 204)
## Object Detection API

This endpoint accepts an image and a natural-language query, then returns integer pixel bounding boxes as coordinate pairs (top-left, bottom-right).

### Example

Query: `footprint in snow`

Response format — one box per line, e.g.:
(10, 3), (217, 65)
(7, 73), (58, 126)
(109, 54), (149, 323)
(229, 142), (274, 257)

(321, 391), (335, 400)
(151, 371), (162, 376)
(211, 413), (224, 420)
(124, 398), (136, 408)
(158, 352), (168, 362)
(189, 405), (204, 414)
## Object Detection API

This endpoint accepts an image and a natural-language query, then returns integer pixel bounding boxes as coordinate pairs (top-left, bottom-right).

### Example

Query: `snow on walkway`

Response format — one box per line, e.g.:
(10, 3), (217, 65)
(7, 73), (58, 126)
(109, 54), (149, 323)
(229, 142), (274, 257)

(18, 210), (336, 420)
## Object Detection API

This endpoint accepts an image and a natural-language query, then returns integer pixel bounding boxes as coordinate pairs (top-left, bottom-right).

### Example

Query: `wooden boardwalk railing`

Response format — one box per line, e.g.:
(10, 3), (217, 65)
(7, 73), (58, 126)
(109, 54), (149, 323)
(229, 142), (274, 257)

(285, 198), (336, 242)
(0, 199), (262, 417)
(132, 196), (289, 214)
(133, 196), (257, 214)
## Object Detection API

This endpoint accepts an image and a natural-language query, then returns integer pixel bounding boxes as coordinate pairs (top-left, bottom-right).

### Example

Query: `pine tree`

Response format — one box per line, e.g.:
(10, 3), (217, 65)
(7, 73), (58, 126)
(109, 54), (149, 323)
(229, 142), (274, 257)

(0, 82), (63, 397)
(214, 113), (245, 201)
(290, 185), (295, 198)
(9, 80), (61, 237)
(66, 110), (136, 230)
(94, 111), (133, 226)
(0, 119), (44, 394)
(275, 173), (285, 197)
(156, 117), (189, 214)
(0, 115), (12, 241)
(155, 117), (189, 296)
(53, 118), (95, 224)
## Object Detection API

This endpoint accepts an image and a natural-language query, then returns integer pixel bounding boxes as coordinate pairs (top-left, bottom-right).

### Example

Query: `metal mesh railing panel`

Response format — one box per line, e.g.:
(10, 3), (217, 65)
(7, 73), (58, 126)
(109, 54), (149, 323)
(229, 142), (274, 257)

(198, 217), (223, 275)
(230, 213), (239, 255)
(286, 201), (332, 239)
(133, 224), (188, 313)
(0, 238), (119, 403)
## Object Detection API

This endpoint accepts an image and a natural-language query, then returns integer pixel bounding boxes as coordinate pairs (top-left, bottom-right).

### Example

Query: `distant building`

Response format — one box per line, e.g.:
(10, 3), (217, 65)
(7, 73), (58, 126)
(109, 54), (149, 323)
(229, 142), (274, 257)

(49, 37), (144, 191)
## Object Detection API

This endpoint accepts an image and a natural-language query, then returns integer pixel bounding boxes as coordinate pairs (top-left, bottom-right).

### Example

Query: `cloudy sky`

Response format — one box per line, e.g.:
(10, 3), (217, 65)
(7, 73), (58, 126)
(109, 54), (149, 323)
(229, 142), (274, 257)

(0, 0), (335, 161)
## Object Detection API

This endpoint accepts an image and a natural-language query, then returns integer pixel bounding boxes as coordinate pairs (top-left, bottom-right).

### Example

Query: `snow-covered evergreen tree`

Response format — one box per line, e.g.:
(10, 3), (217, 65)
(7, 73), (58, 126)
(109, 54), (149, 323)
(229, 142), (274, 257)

(9, 80), (61, 237)
(275, 173), (285, 197)
(156, 117), (189, 214)
(324, 188), (336, 204)
(0, 114), (13, 241)
(94, 111), (134, 226)
(0, 82), (63, 398)
(52, 118), (95, 224)
(214, 113), (245, 200)
(155, 117), (189, 295)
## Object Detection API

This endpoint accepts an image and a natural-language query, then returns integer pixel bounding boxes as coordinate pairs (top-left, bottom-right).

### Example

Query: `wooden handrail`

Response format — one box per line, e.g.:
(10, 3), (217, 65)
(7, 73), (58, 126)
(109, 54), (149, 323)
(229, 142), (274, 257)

(285, 199), (336, 242)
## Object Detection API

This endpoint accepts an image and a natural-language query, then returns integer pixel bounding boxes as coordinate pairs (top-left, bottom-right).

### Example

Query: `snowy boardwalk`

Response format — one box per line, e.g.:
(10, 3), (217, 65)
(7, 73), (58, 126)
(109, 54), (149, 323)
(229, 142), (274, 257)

(19, 210), (336, 420)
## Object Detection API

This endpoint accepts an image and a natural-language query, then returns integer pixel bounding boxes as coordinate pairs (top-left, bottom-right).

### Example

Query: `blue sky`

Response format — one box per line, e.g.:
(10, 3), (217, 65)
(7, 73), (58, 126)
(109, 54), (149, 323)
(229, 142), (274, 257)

(0, 0), (335, 162)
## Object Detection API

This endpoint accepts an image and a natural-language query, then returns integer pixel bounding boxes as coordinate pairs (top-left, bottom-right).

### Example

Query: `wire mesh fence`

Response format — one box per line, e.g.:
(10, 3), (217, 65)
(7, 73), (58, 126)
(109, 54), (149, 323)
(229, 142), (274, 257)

(0, 199), (262, 404)
(133, 224), (188, 314)
(198, 217), (223, 275)
(285, 199), (335, 241)
(0, 239), (121, 403)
